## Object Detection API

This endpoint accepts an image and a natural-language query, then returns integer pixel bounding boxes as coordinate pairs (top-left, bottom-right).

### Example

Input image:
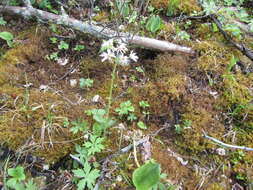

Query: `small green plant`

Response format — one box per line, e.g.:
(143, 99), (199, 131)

(127, 113), (137, 122)
(230, 150), (245, 165)
(38, 0), (58, 14)
(72, 161), (100, 190)
(6, 166), (25, 188)
(46, 52), (59, 61)
(224, 24), (242, 40)
(137, 121), (147, 130)
(86, 109), (115, 136)
(74, 44), (85, 51)
(58, 41), (69, 50)
(70, 119), (88, 134)
(139, 100), (150, 117)
(136, 66), (145, 73)
(139, 101), (150, 109)
(0, 17), (7, 26)
(6, 166), (38, 190)
(146, 15), (162, 33)
(84, 134), (104, 156)
(176, 30), (190, 41)
(166, 0), (180, 17)
(49, 37), (58, 44)
(79, 78), (93, 89)
(132, 160), (166, 190)
(115, 100), (135, 117)
(116, 0), (130, 17)
(0, 31), (14, 47)
(174, 120), (192, 134)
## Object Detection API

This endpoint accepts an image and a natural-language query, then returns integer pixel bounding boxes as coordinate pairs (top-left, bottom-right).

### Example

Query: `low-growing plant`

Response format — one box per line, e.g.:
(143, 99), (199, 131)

(0, 31), (14, 47)
(6, 166), (38, 190)
(74, 44), (85, 51)
(72, 161), (100, 190)
(86, 109), (115, 136)
(137, 121), (147, 130)
(70, 119), (88, 134)
(79, 78), (93, 89)
(166, 0), (180, 17)
(176, 30), (190, 41)
(146, 15), (162, 33)
(49, 37), (58, 44)
(46, 52), (59, 61)
(0, 17), (7, 26)
(132, 160), (167, 190)
(58, 40), (69, 50)
(115, 100), (135, 117)
(84, 134), (104, 156)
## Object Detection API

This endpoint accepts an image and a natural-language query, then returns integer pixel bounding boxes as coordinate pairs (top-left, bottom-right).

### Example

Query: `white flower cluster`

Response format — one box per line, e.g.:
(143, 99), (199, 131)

(100, 39), (138, 66)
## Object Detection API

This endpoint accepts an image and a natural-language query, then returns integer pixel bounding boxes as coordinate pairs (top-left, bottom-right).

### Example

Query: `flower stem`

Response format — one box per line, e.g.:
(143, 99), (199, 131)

(106, 62), (117, 118)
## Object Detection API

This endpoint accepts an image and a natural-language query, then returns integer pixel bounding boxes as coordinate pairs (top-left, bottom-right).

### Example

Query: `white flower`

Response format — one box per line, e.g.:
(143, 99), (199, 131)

(118, 54), (130, 66)
(129, 51), (138, 62)
(101, 39), (114, 51)
(115, 42), (128, 54)
(100, 49), (116, 62)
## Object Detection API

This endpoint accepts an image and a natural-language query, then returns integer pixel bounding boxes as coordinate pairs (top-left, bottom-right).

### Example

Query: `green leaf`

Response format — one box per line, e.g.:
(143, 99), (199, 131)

(58, 41), (69, 50)
(137, 121), (147, 129)
(73, 161), (100, 190)
(146, 15), (162, 33)
(133, 161), (161, 190)
(8, 166), (26, 182)
(0, 31), (14, 47)
(79, 78), (93, 89)
(166, 0), (179, 17)
(74, 44), (85, 51)
(115, 100), (135, 115)
(0, 17), (7, 26)
(73, 168), (86, 178)
(25, 179), (38, 190)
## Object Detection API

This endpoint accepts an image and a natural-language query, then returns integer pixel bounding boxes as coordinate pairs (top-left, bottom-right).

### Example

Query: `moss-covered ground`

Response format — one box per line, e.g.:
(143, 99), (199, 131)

(0, 0), (253, 189)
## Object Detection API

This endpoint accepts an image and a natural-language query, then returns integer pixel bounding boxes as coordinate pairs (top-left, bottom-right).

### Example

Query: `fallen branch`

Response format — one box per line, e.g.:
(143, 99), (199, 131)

(0, 5), (194, 55)
(210, 14), (253, 62)
(203, 133), (253, 151)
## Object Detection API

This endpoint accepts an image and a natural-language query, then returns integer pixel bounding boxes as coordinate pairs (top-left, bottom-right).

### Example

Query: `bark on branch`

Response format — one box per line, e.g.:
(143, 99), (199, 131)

(0, 5), (195, 55)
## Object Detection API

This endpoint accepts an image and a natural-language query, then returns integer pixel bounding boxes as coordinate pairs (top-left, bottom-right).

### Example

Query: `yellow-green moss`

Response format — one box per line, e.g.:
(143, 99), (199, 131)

(150, 0), (201, 14)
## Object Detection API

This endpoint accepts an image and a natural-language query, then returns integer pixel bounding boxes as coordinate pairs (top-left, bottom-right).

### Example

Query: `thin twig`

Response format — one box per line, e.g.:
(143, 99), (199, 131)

(210, 14), (253, 62)
(203, 132), (253, 151)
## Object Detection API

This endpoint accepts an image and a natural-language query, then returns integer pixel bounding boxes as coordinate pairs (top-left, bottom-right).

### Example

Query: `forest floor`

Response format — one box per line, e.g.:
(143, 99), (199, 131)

(0, 1), (253, 190)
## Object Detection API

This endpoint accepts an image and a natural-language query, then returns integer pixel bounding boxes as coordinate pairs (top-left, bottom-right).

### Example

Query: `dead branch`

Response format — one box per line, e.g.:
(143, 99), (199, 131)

(210, 14), (253, 62)
(0, 5), (195, 55)
(203, 133), (253, 151)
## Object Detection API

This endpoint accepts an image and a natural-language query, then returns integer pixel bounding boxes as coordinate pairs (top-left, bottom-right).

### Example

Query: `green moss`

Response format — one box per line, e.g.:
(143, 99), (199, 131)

(150, 0), (201, 14)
